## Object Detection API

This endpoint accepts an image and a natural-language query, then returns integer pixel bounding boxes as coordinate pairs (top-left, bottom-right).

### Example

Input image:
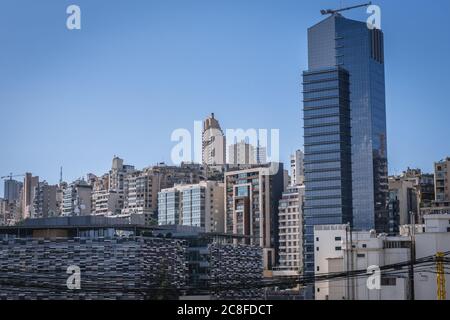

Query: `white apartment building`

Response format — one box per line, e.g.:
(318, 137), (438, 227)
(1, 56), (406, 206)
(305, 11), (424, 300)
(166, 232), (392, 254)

(414, 214), (450, 300)
(314, 214), (450, 300)
(314, 225), (411, 300)
(276, 185), (305, 276)
(158, 181), (224, 233)
(92, 190), (123, 216)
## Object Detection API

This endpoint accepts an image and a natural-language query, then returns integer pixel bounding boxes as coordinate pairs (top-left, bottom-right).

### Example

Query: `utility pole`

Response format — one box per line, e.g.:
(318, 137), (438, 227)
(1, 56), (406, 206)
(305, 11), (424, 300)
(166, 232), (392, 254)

(345, 223), (354, 300)
(349, 225), (355, 300)
(345, 224), (350, 299)
(436, 252), (446, 300)
(409, 211), (416, 300)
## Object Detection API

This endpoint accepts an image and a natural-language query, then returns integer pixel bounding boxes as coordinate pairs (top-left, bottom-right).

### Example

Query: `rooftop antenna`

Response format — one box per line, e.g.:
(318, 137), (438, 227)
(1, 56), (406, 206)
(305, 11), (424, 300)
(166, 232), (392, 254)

(321, 1), (372, 16)
(59, 166), (63, 185)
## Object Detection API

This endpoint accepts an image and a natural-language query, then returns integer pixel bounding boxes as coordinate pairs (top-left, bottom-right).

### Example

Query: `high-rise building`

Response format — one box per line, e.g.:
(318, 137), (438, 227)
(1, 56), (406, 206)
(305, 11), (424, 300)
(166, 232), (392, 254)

(109, 156), (135, 192)
(32, 182), (58, 218)
(434, 157), (450, 207)
(0, 198), (20, 226)
(158, 181), (224, 232)
(303, 67), (353, 276)
(62, 179), (92, 216)
(276, 185), (305, 276)
(228, 141), (256, 165)
(402, 168), (435, 209)
(202, 113), (226, 166)
(3, 179), (22, 203)
(224, 163), (284, 271)
(21, 173), (39, 220)
(305, 13), (389, 231)
(92, 189), (123, 216)
(0, 199), (7, 226)
(256, 142), (267, 165)
(302, 12), (389, 276)
(388, 176), (418, 234)
(90, 173), (124, 216)
(388, 168), (435, 225)
(228, 141), (268, 166)
(56, 182), (68, 217)
(290, 150), (304, 186)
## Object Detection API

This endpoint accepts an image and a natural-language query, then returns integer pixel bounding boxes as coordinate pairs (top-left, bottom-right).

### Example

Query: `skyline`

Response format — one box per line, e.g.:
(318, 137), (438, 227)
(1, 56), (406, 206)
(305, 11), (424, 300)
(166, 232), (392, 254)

(1, 0), (450, 196)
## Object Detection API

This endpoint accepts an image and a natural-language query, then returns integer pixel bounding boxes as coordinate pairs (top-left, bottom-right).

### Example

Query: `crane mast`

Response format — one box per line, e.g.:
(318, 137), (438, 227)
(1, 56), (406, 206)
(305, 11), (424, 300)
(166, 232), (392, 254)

(321, 2), (372, 16)
(1, 173), (25, 181)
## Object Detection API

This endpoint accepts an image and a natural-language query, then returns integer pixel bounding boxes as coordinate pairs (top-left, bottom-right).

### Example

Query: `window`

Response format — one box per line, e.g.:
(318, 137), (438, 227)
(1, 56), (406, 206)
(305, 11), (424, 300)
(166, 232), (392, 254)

(316, 237), (319, 241)
(335, 247), (342, 251)
(335, 237), (342, 241)
(316, 247), (320, 252)
(357, 254), (366, 258)
(362, 244), (367, 248)
(317, 266), (320, 272)
(381, 277), (397, 286)
(384, 241), (410, 249)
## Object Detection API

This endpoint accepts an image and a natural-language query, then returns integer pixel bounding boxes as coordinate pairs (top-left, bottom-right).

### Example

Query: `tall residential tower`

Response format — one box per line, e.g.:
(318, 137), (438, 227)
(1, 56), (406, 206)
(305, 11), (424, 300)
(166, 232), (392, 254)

(202, 113), (226, 166)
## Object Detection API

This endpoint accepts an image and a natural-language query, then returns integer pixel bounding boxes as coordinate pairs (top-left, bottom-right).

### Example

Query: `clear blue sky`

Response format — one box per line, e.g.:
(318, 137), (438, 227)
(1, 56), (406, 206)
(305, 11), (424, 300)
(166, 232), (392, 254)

(1, 0), (449, 195)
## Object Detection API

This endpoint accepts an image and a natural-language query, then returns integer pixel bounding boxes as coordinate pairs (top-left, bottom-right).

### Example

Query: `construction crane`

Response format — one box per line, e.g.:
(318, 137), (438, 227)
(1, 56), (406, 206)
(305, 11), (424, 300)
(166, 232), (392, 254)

(321, 2), (372, 16)
(436, 252), (447, 300)
(1, 173), (25, 181)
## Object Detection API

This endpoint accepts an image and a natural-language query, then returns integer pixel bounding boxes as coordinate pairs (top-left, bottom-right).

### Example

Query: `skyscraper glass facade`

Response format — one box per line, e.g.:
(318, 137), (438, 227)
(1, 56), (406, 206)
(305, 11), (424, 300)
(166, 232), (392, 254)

(302, 14), (388, 276)
(307, 14), (388, 232)
(303, 67), (353, 275)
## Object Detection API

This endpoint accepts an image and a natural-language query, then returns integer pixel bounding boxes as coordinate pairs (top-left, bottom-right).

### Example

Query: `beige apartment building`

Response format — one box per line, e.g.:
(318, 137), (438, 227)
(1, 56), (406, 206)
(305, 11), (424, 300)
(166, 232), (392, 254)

(224, 164), (284, 271)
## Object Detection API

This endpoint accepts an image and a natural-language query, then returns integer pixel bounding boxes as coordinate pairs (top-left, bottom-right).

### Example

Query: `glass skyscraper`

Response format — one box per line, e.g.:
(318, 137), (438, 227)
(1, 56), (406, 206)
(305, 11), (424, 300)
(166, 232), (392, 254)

(303, 67), (353, 275)
(303, 14), (388, 276)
